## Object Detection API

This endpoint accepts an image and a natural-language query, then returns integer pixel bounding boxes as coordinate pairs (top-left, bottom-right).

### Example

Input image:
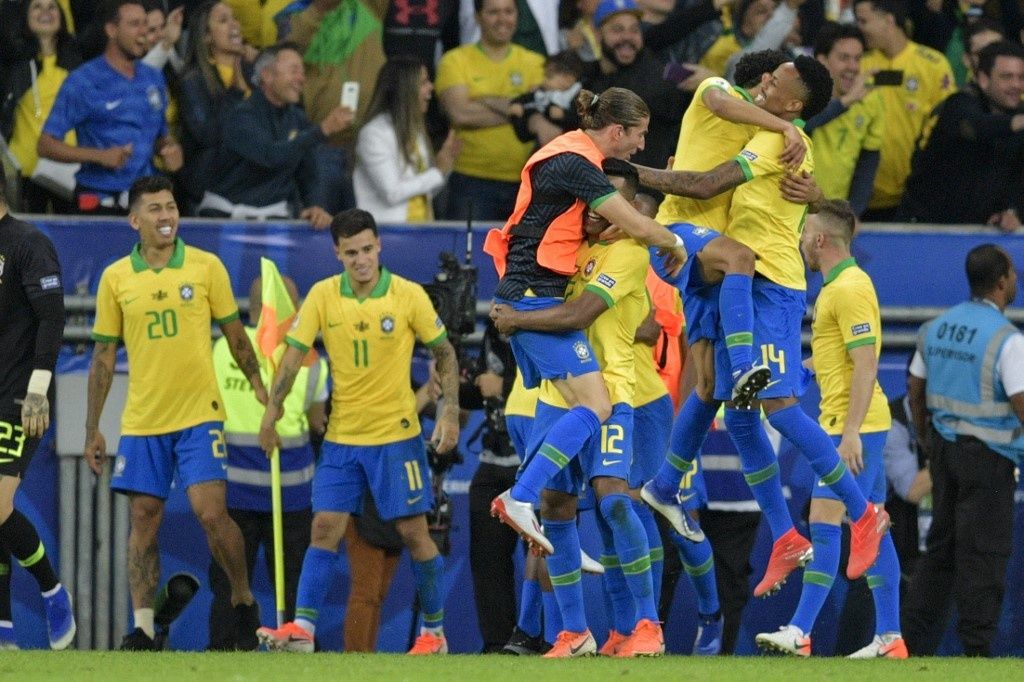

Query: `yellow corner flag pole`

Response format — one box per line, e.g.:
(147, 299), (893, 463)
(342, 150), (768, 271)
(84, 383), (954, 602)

(255, 257), (294, 628)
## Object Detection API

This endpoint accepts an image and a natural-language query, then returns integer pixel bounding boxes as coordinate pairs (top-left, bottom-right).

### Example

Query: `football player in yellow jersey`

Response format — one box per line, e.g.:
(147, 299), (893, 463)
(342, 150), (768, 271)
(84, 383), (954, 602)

(637, 58), (890, 597)
(255, 209), (461, 656)
(808, 23), (885, 216)
(491, 160), (665, 658)
(756, 200), (906, 659)
(853, 0), (954, 218)
(84, 176), (267, 651)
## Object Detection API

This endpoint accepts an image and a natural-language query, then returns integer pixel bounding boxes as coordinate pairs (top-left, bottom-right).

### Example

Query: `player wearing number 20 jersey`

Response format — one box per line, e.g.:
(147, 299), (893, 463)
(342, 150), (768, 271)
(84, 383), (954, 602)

(92, 237), (239, 496)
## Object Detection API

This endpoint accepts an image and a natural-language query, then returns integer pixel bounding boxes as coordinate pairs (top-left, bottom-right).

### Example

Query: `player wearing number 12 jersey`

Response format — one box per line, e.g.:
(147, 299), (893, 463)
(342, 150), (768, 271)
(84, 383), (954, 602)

(256, 209), (462, 656)
(85, 176), (267, 651)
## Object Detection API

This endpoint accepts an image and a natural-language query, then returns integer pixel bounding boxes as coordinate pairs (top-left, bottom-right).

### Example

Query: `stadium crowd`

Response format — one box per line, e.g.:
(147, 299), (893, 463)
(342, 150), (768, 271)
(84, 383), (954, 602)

(1, 0), (1023, 226)
(0, 0), (1022, 661)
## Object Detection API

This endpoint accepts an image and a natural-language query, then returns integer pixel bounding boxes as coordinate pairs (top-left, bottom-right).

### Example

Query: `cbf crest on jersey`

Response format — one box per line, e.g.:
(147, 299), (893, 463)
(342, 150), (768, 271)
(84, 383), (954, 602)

(380, 314), (396, 334)
(179, 283), (195, 301)
(583, 258), (596, 277)
(146, 85), (163, 112)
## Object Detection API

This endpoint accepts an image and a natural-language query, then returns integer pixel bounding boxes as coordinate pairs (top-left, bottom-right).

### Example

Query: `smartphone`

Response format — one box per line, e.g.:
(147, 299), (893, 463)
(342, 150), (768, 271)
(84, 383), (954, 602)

(340, 81), (360, 110)
(872, 69), (904, 86)
(663, 63), (696, 86)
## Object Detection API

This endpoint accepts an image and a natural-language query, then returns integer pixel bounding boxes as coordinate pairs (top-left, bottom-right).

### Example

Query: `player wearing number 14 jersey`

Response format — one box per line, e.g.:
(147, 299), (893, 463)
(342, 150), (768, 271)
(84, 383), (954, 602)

(256, 209), (462, 655)
(86, 176), (267, 651)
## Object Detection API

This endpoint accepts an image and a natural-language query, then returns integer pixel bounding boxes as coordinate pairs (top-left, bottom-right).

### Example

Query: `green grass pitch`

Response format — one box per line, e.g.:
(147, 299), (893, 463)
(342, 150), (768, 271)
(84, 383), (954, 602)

(0, 652), (1017, 681)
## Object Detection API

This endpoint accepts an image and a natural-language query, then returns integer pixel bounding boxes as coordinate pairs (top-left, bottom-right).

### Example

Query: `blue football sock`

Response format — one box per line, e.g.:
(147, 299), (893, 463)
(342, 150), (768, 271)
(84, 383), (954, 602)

(676, 532), (720, 616)
(540, 585), (565, 643)
(599, 494), (658, 623)
(541, 588), (562, 643)
(633, 500), (664, 599)
(412, 554), (445, 633)
(866, 531), (901, 635)
(512, 406), (601, 503)
(767, 406), (867, 519)
(652, 395), (719, 496)
(518, 578), (542, 638)
(294, 546), (337, 633)
(790, 522), (841, 634)
(542, 519), (588, 633)
(720, 273), (755, 375)
(596, 510), (634, 634)
(725, 408), (793, 541)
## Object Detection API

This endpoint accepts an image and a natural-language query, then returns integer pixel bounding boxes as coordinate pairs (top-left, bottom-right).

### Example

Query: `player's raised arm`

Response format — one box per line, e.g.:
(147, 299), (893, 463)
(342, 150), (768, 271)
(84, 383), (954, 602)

(219, 317), (268, 405)
(633, 158), (747, 201)
(702, 85), (806, 168)
(84, 341), (117, 474)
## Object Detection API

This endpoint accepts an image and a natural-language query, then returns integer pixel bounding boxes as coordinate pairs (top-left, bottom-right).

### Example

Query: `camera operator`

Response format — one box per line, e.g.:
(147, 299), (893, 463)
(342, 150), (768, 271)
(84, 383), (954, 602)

(462, 318), (524, 653)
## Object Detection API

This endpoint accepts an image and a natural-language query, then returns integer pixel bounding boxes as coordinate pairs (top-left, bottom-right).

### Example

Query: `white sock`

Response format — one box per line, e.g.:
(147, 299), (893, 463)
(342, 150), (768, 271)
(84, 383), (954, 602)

(295, 618), (316, 637)
(421, 625), (444, 637)
(134, 608), (155, 638)
(0, 620), (12, 629)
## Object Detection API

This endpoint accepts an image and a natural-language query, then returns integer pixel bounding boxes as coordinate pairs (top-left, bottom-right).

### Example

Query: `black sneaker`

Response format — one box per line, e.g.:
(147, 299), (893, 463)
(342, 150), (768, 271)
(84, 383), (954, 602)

(120, 627), (156, 651)
(501, 626), (550, 655)
(233, 602), (261, 651)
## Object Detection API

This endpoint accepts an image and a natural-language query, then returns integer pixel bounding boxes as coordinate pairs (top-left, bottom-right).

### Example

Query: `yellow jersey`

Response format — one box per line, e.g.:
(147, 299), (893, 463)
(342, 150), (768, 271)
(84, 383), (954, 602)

(435, 43), (545, 183)
(657, 77), (757, 231)
(812, 92), (885, 201)
(633, 292), (671, 408)
(505, 371), (538, 418)
(860, 41), (954, 210)
(224, 0), (292, 47)
(729, 125), (813, 290)
(699, 33), (742, 76)
(811, 258), (891, 435)
(286, 268), (448, 446)
(539, 239), (650, 408)
(9, 55), (76, 176)
(91, 240), (239, 435)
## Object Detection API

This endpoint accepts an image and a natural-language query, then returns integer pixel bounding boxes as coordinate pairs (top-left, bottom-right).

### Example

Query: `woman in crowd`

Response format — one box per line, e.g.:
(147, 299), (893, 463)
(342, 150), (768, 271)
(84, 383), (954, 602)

(178, 0), (251, 212)
(353, 55), (459, 223)
(0, 0), (81, 213)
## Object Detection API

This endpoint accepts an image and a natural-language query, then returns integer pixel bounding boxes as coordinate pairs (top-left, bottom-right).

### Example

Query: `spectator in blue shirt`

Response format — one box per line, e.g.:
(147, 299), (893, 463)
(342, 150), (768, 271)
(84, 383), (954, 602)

(37, 0), (182, 214)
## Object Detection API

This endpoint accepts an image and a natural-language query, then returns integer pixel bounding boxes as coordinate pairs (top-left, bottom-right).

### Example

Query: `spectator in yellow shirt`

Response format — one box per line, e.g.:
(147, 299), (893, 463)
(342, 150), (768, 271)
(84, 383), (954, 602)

(0, 0), (81, 213)
(854, 0), (954, 220)
(435, 0), (545, 220)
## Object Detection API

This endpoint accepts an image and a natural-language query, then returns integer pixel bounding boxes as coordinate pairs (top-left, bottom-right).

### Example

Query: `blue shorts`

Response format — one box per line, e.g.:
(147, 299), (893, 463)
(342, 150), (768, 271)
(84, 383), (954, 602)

(312, 436), (433, 520)
(630, 395), (673, 488)
(651, 223), (723, 346)
(506, 415), (534, 460)
(526, 402), (633, 496)
(498, 297), (601, 389)
(714, 277), (807, 401)
(812, 431), (888, 504)
(678, 455), (709, 512)
(113, 421), (227, 498)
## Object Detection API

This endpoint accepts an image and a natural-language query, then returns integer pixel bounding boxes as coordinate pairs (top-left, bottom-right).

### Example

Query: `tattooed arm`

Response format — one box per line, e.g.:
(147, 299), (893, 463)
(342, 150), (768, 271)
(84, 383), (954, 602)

(634, 159), (747, 201)
(430, 340), (461, 455)
(84, 341), (117, 474)
(220, 318), (269, 405)
(258, 345), (304, 455)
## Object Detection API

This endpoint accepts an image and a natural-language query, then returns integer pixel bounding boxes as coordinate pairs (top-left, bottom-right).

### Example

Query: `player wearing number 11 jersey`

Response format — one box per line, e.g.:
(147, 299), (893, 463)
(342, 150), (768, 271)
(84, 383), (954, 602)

(85, 176), (267, 651)
(256, 209), (462, 656)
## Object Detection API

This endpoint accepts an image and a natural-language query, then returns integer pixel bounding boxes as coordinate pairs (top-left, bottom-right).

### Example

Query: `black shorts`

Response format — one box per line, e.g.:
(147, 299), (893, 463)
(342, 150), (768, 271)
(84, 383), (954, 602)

(0, 415), (40, 478)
